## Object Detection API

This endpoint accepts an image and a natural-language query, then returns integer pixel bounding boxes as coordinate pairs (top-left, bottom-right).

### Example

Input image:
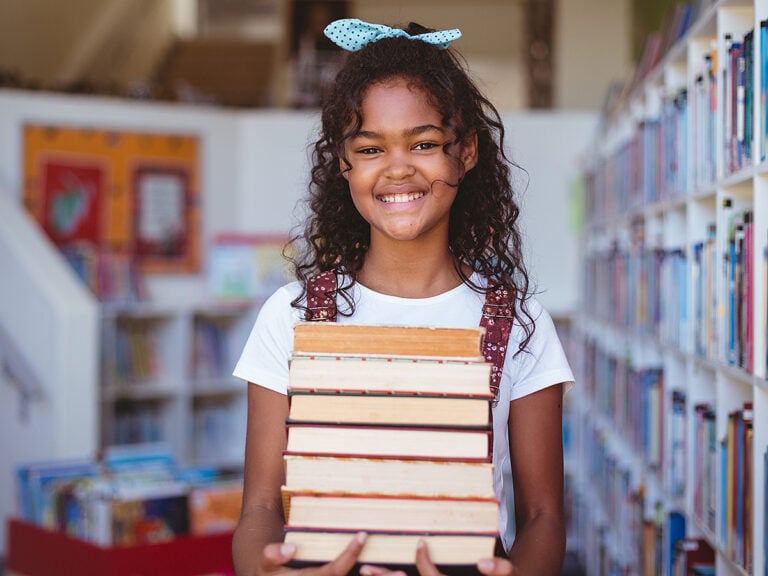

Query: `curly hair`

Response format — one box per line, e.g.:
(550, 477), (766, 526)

(287, 22), (535, 353)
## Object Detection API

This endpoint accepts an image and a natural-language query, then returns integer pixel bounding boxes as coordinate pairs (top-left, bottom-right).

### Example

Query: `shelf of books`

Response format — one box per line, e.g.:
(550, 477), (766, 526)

(573, 1), (768, 574)
(100, 301), (256, 467)
(6, 444), (242, 576)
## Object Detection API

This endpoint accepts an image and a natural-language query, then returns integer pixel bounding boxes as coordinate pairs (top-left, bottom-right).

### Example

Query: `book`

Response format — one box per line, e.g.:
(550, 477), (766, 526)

(283, 528), (497, 566)
(288, 355), (492, 397)
(292, 323), (486, 359)
(285, 423), (491, 460)
(283, 455), (495, 499)
(283, 493), (499, 534)
(672, 537), (714, 576)
(188, 480), (243, 535)
(287, 391), (491, 427)
(284, 323), (499, 570)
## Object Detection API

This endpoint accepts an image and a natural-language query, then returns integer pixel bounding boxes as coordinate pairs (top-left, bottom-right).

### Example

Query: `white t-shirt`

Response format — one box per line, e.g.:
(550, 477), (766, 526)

(233, 273), (575, 551)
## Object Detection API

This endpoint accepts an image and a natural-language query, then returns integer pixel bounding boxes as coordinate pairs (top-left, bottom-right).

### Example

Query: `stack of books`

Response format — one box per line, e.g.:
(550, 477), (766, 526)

(281, 323), (500, 569)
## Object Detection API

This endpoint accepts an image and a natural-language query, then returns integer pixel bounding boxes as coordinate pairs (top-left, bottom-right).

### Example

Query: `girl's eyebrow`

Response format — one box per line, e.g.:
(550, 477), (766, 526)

(352, 124), (446, 140)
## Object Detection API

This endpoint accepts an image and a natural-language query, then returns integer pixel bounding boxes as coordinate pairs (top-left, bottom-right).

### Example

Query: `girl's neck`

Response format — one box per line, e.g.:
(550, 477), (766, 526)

(356, 243), (468, 298)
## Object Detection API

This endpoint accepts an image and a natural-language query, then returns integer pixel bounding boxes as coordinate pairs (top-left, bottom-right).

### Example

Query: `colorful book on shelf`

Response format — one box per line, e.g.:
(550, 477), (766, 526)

(188, 479), (243, 536)
(15, 458), (101, 530)
(99, 484), (190, 546)
(287, 391), (491, 427)
(672, 537), (714, 576)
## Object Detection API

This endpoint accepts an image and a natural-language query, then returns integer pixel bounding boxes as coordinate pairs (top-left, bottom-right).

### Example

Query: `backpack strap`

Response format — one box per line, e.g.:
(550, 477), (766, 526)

(479, 285), (515, 405)
(305, 271), (514, 404)
(305, 270), (338, 321)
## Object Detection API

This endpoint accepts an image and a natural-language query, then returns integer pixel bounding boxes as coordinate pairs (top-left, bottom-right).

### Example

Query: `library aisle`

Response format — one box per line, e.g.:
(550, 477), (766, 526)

(569, 0), (768, 575)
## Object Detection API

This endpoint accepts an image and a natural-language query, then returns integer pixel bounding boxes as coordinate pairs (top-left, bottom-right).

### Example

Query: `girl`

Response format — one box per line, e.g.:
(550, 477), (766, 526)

(232, 18), (574, 576)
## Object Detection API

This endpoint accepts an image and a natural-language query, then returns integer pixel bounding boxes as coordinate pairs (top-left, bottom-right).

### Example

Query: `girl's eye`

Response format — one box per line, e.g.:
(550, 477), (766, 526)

(413, 142), (439, 151)
(356, 147), (380, 155)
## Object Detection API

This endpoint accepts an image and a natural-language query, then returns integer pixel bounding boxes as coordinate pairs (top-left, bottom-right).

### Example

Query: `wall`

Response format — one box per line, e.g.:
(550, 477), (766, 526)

(504, 111), (597, 315)
(554, 0), (633, 108)
(0, 194), (99, 560)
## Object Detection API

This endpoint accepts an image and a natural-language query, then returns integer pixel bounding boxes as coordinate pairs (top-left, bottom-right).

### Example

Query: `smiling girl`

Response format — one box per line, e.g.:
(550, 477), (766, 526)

(232, 19), (574, 576)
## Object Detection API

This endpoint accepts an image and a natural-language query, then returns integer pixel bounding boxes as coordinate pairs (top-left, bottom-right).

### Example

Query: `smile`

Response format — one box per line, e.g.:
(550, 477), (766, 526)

(379, 191), (425, 203)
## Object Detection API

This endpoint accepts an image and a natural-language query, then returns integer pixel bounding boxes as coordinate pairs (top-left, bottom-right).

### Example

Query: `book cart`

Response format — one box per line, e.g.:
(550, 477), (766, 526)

(571, 1), (768, 575)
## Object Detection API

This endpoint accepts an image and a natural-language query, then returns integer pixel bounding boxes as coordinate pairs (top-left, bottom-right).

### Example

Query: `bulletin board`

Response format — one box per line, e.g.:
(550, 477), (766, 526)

(22, 124), (200, 274)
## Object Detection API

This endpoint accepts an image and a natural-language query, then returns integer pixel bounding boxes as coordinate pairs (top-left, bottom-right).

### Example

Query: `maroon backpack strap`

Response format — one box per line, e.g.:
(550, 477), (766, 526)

(479, 284), (515, 405)
(305, 270), (338, 321)
(305, 272), (514, 404)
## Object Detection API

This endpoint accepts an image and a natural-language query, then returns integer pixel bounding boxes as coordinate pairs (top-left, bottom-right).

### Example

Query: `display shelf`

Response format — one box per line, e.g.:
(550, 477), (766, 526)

(99, 301), (258, 467)
(574, 2), (768, 573)
(4, 518), (234, 576)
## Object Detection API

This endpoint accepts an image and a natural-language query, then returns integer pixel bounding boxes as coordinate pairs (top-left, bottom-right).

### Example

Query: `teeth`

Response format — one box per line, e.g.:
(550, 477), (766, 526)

(380, 192), (425, 203)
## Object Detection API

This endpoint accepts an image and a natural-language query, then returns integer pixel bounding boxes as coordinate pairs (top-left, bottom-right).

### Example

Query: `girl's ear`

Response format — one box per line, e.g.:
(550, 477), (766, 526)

(339, 157), (350, 180)
(461, 132), (479, 172)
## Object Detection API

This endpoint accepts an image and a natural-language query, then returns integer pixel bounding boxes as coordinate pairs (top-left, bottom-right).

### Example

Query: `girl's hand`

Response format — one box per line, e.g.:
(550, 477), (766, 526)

(414, 540), (517, 576)
(260, 532), (369, 576)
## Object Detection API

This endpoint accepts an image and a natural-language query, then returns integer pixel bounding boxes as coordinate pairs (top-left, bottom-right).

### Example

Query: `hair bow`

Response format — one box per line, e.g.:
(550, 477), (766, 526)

(324, 18), (461, 51)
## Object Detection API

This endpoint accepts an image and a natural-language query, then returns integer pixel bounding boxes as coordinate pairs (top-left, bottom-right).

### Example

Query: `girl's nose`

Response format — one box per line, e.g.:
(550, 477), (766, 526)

(384, 150), (416, 180)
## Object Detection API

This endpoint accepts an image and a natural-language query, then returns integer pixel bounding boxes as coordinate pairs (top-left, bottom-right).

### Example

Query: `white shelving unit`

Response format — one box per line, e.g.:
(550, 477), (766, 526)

(100, 300), (257, 468)
(574, 1), (768, 575)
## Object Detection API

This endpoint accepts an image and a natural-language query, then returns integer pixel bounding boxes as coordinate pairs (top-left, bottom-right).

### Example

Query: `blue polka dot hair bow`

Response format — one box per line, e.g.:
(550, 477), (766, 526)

(324, 18), (461, 51)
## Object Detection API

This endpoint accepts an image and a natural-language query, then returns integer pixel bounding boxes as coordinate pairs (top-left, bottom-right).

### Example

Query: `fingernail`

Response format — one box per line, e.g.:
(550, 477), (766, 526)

(478, 559), (494, 572)
(280, 542), (296, 556)
(359, 566), (373, 576)
(417, 539), (426, 549)
(356, 531), (368, 544)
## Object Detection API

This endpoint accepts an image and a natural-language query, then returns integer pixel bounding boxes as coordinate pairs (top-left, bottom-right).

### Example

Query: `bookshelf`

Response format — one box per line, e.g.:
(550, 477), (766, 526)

(574, 1), (768, 575)
(100, 301), (256, 467)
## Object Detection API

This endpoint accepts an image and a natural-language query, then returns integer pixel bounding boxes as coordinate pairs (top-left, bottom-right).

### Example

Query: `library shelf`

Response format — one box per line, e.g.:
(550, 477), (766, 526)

(572, 1), (768, 574)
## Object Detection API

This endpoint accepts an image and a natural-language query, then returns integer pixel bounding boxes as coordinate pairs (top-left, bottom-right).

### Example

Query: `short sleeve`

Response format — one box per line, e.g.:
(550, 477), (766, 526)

(505, 301), (575, 401)
(232, 283), (302, 394)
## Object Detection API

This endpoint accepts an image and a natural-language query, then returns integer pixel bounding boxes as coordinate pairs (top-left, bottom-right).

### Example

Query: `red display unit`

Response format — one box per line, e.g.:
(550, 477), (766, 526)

(5, 519), (235, 576)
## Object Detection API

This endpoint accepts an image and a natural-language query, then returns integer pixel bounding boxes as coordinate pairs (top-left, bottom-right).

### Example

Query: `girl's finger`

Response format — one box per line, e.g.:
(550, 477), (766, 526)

(261, 541), (297, 571)
(359, 566), (407, 576)
(319, 532), (369, 576)
(476, 557), (515, 576)
(414, 539), (444, 576)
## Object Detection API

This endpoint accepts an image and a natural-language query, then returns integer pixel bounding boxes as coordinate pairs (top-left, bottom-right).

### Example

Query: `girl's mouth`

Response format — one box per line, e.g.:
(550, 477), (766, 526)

(378, 191), (426, 203)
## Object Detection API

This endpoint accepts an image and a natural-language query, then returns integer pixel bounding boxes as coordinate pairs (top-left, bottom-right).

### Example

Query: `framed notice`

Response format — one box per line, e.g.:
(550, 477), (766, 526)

(133, 166), (196, 272)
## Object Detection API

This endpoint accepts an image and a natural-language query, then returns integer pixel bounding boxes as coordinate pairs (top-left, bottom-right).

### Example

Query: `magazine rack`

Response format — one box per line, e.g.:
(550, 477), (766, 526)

(5, 519), (234, 576)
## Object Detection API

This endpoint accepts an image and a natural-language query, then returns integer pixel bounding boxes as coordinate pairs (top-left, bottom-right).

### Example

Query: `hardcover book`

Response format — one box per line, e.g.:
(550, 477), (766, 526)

(292, 323), (486, 359)
(285, 423), (491, 460)
(288, 355), (492, 396)
(287, 391), (491, 427)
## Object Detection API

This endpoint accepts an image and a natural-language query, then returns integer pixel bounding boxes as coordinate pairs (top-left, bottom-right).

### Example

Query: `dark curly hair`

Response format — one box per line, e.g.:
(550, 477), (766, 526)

(287, 22), (535, 354)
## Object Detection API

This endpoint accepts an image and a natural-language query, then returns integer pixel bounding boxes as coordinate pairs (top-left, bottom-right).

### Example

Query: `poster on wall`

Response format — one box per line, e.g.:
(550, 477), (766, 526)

(40, 158), (105, 245)
(208, 234), (292, 301)
(23, 124), (201, 299)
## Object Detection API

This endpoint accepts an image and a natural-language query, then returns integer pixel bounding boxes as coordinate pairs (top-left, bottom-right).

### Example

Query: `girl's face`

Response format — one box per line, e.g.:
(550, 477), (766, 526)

(342, 78), (477, 247)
